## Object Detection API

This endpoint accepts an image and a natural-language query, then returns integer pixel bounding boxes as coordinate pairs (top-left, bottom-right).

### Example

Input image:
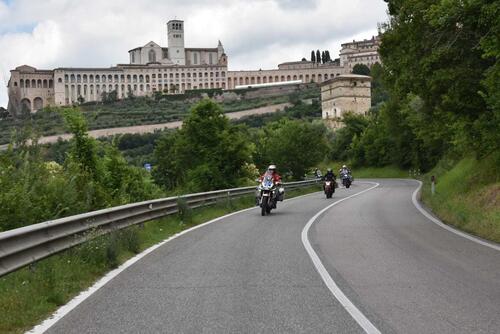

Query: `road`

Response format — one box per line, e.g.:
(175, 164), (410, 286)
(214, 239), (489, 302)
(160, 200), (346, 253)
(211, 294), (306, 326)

(40, 179), (500, 333)
(0, 102), (291, 151)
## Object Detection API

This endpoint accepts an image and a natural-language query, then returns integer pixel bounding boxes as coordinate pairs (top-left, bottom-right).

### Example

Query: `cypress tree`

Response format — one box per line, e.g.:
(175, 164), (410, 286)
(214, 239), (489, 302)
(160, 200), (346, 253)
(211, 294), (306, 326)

(311, 50), (316, 63)
(316, 50), (321, 64)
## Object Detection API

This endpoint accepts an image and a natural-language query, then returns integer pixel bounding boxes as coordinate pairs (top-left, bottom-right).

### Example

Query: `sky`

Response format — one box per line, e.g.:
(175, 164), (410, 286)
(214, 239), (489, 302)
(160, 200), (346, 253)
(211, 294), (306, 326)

(0, 0), (388, 108)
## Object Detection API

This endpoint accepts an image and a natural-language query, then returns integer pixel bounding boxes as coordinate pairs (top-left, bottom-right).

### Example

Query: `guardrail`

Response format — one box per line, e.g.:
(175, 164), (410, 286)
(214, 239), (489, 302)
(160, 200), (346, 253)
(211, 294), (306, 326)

(0, 179), (319, 277)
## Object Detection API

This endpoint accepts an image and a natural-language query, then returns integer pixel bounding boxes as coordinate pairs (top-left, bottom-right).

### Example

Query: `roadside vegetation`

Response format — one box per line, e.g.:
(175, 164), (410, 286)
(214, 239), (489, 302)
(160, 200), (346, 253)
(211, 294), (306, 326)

(327, 1), (499, 242)
(0, 184), (321, 334)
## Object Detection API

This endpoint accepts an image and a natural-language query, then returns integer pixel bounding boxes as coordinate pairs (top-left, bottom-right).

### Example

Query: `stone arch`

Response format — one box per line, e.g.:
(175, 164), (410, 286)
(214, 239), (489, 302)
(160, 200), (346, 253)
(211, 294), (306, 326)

(280, 75), (285, 81)
(77, 74), (81, 83)
(324, 74), (328, 80)
(286, 75), (291, 81)
(83, 74), (88, 83)
(43, 79), (48, 88)
(20, 79), (25, 88)
(21, 98), (31, 112)
(146, 75), (150, 83)
(275, 76), (279, 82)
(31, 79), (36, 87)
(101, 75), (106, 82)
(256, 77), (261, 84)
(293, 75), (297, 80)
(139, 75), (144, 83)
(269, 76), (273, 82)
(262, 77), (267, 83)
(245, 77), (249, 85)
(250, 77), (255, 84)
(108, 74), (112, 82)
(37, 79), (42, 88)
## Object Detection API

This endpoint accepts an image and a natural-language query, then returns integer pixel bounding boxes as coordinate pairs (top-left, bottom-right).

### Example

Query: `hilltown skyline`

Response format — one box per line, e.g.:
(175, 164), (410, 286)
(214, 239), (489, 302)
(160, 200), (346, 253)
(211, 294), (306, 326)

(0, 0), (388, 108)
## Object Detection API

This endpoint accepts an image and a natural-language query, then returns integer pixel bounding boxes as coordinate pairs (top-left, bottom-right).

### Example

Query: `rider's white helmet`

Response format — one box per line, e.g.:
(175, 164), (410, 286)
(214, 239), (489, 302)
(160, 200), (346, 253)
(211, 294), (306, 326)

(342, 165), (347, 168)
(268, 164), (277, 171)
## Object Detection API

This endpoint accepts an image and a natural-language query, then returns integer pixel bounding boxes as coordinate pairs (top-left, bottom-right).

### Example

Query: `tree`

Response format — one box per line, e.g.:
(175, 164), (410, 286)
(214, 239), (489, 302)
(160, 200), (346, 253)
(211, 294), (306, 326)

(321, 51), (326, 64)
(256, 119), (328, 180)
(352, 64), (371, 76)
(301, 57), (307, 61)
(370, 62), (388, 106)
(311, 50), (316, 63)
(153, 99), (253, 191)
(325, 50), (331, 62)
(316, 50), (321, 64)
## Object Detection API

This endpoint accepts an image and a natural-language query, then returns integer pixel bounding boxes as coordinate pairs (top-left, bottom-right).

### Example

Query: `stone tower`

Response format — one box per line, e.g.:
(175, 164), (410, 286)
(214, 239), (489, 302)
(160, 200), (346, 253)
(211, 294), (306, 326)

(167, 19), (185, 65)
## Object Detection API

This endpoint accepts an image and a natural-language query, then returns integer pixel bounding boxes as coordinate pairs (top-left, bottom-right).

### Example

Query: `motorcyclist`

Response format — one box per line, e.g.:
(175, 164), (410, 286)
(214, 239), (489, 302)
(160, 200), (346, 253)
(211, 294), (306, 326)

(258, 165), (283, 207)
(339, 164), (351, 176)
(324, 168), (336, 181)
(259, 164), (282, 184)
(314, 168), (322, 179)
(323, 168), (336, 192)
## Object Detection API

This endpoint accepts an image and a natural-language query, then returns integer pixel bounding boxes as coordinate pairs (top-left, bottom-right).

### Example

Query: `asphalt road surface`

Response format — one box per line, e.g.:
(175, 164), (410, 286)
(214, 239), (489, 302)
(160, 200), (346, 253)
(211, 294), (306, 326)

(44, 179), (500, 334)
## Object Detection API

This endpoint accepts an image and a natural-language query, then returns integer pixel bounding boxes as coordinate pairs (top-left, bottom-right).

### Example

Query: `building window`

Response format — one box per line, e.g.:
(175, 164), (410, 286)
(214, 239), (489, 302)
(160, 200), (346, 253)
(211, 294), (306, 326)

(148, 49), (156, 62)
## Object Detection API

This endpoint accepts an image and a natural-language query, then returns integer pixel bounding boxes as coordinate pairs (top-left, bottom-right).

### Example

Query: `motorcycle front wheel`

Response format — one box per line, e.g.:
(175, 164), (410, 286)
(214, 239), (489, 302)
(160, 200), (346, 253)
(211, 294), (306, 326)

(261, 196), (268, 216)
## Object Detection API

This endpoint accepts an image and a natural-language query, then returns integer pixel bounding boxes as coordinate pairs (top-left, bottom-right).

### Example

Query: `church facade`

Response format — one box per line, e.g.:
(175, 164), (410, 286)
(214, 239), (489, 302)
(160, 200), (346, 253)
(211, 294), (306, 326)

(6, 19), (379, 114)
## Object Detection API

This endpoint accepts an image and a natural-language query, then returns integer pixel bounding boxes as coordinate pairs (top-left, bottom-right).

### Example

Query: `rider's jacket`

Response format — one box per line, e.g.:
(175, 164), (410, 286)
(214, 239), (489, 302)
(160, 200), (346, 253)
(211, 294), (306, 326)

(259, 171), (282, 184)
(324, 171), (336, 181)
(339, 168), (350, 176)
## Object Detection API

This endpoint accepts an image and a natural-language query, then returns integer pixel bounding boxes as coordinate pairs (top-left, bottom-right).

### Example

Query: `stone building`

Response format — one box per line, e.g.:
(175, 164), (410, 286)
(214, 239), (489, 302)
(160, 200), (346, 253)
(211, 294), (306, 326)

(227, 61), (343, 90)
(320, 74), (371, 129)
(340, 35), (381, 71)
(6, 19), (380, 114)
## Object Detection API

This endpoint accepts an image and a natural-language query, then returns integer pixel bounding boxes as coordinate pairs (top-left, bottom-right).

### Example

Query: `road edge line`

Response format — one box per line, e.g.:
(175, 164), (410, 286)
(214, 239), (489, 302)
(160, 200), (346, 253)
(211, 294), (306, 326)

(411, 180), (500, 252)
(301, 182), (381, 334)
(27, 189), (321, 334)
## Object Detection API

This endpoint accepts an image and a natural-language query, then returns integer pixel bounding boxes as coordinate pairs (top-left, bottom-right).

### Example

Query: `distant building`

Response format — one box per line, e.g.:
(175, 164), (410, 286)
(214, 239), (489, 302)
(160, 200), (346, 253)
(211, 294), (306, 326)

(7, 19), (380, 114)
(340, 35), (381, 70)
(320, 74), (372, 129)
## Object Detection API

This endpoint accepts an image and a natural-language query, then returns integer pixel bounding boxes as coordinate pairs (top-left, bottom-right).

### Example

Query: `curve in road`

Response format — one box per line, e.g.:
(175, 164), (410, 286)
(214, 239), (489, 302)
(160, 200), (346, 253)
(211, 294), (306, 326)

(28, 179), (500, 334)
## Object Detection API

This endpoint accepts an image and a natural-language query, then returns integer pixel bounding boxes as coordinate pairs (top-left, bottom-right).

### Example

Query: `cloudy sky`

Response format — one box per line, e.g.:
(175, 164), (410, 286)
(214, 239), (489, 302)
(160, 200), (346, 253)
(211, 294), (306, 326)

(0, 0), (388, 108)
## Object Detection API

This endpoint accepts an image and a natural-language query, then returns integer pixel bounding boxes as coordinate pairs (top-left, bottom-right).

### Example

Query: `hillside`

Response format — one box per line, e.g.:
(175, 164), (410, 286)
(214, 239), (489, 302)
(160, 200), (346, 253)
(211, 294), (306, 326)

(421, 154), (500, 243)
(0, 86), (319, 145)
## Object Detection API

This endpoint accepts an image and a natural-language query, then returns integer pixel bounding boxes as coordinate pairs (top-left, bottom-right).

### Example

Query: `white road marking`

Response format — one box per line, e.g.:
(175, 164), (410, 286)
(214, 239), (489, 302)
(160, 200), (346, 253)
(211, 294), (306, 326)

(301, 182), (381, 334)
(26, 190), (321, 334)
(411, 180), (500, 252)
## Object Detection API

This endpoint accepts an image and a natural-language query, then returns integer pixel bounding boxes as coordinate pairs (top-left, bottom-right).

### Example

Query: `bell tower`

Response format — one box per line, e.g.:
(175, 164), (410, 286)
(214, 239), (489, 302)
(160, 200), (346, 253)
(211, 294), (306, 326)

(167, 20), (185, 65)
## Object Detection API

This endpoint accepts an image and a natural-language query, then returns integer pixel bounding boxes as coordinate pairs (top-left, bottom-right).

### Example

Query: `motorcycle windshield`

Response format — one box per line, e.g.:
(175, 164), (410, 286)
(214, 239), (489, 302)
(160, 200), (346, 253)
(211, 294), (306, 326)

(262, 176), (274, 189)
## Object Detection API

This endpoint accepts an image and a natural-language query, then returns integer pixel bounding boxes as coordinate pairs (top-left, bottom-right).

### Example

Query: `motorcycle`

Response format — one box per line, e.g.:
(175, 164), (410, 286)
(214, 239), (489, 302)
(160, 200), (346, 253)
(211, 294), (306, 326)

(256, 175), (284, 216)
(340, 172), (352, 188)
(324, 180), (334, 198)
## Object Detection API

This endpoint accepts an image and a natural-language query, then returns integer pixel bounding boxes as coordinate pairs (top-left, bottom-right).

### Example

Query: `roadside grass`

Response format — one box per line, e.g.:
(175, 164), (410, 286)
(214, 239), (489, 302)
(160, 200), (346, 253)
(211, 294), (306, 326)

(421, 153), (500, 244)
(0, 184), (321, 334)
(315, 161), (408, 179)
